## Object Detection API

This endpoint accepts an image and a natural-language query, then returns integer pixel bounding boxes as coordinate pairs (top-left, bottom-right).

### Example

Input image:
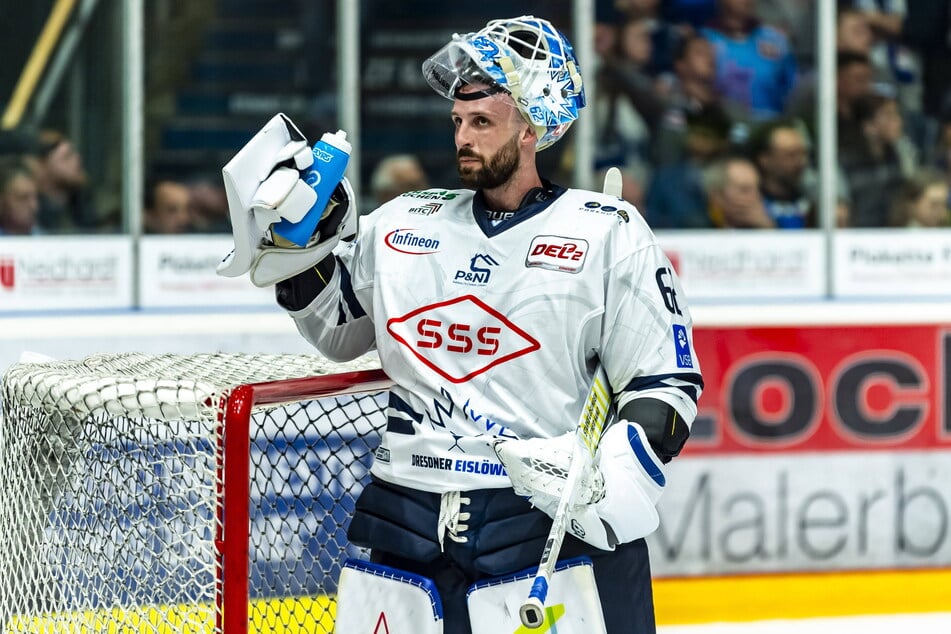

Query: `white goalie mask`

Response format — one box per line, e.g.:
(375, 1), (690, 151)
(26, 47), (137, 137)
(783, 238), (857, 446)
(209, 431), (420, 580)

(422, 15), (586, 152)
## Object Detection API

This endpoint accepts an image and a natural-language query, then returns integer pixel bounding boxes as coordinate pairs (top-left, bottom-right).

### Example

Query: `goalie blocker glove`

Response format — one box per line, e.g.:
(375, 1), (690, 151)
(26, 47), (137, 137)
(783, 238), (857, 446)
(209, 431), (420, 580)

(494, 421), (666, 551)
(217, 113), (356, 287)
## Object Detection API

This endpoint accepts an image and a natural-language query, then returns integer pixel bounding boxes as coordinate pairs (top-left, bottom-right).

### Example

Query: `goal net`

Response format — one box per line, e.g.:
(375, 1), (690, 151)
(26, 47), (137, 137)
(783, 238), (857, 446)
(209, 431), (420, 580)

(0, 352), (390, 633)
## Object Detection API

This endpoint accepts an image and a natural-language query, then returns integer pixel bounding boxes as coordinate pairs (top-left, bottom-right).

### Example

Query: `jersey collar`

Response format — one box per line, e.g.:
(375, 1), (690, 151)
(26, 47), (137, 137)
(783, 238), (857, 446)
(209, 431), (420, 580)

(471, 179), (566, 237)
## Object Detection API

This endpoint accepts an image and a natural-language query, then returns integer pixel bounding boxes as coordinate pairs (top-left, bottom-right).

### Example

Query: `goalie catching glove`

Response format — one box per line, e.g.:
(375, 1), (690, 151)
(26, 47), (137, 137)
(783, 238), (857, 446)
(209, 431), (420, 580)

(216, 113), (356, 287)
(493, 421), (666, 551)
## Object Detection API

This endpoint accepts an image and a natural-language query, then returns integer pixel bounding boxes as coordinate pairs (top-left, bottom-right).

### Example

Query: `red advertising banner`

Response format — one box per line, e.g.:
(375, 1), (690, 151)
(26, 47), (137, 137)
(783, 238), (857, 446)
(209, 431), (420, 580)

(686, 325), (951, 454)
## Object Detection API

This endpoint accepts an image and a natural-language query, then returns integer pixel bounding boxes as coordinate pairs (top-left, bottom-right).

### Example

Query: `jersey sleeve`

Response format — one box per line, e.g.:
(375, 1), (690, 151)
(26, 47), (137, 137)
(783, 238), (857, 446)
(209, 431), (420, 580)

(283, 222), (378, 362)
(601, 235), (703, 427)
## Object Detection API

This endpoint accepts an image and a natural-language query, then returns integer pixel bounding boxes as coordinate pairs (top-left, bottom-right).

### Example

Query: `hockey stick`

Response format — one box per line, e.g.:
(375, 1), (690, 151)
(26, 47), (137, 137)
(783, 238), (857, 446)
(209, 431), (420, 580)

(519, 363), (612, 629)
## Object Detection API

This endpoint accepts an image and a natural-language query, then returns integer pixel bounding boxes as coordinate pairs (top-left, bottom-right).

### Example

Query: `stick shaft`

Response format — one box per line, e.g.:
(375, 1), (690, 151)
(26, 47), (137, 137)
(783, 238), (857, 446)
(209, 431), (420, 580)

(519, 365), (610, 628)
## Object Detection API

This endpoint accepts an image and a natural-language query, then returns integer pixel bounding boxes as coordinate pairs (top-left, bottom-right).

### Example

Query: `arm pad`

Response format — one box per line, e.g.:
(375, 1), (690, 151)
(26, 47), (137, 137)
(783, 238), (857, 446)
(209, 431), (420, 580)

(275, 255), (337, 311)
(618, 397), (690, 463)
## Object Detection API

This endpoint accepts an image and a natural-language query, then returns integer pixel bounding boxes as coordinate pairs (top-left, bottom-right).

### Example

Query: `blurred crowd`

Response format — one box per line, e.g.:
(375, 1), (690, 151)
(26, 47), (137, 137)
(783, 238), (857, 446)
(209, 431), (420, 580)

(0, 126), (231, 237)
(3, 0), (951, 235)
(591, 0), (951, 228)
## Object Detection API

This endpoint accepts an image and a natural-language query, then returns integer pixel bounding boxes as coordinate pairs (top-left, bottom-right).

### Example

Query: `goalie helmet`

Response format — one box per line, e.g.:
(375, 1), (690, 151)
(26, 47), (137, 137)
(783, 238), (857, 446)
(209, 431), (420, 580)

(422, 15), (586, 152)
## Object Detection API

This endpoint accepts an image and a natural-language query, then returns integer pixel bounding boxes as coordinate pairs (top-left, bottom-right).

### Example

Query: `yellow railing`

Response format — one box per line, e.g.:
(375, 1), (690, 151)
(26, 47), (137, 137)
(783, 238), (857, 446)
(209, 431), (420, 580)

(1, 0), (77, 129)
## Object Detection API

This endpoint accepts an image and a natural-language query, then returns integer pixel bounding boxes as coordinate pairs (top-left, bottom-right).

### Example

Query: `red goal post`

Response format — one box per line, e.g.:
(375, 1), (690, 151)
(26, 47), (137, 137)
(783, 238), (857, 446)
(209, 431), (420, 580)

(0, 352), (392, 633)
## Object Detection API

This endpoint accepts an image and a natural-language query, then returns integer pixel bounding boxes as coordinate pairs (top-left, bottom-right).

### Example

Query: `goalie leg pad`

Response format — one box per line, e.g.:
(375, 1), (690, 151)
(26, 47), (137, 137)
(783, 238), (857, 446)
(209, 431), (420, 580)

(466, 557), (606, 634)
(334, 559), (444, 634)
(347, 478), (443, 563)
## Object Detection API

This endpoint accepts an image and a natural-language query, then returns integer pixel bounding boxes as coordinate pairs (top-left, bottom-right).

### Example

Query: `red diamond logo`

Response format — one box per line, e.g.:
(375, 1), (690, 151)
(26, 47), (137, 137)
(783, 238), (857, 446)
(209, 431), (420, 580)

(386, 294), (540, 383)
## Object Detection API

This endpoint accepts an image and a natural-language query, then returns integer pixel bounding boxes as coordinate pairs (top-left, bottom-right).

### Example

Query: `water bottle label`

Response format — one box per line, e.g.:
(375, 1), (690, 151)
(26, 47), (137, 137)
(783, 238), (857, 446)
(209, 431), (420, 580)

(305, 169), (321, 188)
(314, 147), (335, 163)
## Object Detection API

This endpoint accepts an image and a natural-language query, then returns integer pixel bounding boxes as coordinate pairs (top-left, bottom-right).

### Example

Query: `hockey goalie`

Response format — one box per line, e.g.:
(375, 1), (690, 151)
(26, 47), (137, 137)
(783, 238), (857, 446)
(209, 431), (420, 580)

(219, 14), (703, 634)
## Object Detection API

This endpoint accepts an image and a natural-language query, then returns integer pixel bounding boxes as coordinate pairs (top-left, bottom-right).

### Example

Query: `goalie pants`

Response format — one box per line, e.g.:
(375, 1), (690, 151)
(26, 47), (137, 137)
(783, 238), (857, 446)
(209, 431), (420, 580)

(348, 477), (656, 634)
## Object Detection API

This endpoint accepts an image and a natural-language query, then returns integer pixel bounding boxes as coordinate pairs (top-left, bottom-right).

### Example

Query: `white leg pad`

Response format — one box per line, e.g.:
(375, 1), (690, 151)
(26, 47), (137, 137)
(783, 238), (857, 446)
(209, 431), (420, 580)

(466, 557), (606, 633)
(334, 559), (444, 634)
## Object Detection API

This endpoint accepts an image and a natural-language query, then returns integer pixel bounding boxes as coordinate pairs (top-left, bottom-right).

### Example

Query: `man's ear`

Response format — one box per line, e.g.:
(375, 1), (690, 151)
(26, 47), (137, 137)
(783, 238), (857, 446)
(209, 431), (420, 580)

(520, 123), (538, 148)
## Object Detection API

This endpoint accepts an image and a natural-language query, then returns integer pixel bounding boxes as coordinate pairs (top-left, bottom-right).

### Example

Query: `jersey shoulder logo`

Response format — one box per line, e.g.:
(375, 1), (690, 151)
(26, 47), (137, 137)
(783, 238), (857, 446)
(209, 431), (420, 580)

(672, 324), (694, 368)
(526, 235), (588, 273)
(386, 294), (540, 383)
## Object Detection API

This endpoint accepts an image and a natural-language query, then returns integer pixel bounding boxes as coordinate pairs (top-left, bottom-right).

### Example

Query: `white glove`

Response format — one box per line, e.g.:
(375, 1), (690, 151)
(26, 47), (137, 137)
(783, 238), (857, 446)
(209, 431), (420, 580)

(494, 432), (606, 511)
(493, 421), (667, 550)
(216, 113), (357, 287)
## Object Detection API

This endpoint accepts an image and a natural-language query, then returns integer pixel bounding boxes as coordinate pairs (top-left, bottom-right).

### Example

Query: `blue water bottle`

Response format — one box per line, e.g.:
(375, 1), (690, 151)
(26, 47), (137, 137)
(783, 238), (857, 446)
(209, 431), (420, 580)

(272, 129), (351, 247)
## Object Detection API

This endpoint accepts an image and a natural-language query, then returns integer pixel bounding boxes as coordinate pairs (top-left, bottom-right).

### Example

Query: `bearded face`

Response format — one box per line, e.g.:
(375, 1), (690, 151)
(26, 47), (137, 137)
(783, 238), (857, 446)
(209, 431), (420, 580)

(456, 130), (521, 190)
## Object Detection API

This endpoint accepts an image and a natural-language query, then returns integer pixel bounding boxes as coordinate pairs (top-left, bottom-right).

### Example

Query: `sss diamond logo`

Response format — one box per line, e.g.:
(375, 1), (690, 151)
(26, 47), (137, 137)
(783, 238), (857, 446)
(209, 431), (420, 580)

(386, 294), (540, 383)
(672, 324), (694, 368)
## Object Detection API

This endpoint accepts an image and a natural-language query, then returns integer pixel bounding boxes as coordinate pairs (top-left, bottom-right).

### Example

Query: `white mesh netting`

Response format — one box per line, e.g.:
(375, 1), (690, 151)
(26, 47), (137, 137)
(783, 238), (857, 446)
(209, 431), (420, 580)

(0, 351), (387, 633)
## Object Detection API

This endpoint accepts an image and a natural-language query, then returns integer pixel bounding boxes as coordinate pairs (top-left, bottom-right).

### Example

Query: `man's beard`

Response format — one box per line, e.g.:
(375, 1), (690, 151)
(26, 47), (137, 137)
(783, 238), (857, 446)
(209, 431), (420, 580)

(457, 133), (520, 189)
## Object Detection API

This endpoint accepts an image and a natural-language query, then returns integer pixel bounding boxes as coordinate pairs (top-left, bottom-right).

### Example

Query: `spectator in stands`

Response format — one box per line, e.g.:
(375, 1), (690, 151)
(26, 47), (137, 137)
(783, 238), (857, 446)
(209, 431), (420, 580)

(840, 93), (910, 226)
(757, 0), (817, 67)
(369, 154), (429, 208)
(837, 6), (875, 56)
(0, 157), (42, 236)
(0, 127), (40, 161)
(786, 21), (876, 150)
(594, 0), (623, 76)
(902, 0), (951, 122)
(186, 175), (231, 233)
(887, 169), (950, 227)
(701, 0), (798, 120)
(849, 0), (922, 112)
(929, 103), (951, 185)
(748, 119), (815, 228)
(702, 155), (775, 228)
(645, 106), (732, 228)
(834, 51), (877, 151)
(32, 129), (98, 233)
(612, 0), (687, 77)
(650, 34), (737, 166)
(144, 178), (192, 234)
(593, 15), (656, 179)
(659, 0), (718, 30)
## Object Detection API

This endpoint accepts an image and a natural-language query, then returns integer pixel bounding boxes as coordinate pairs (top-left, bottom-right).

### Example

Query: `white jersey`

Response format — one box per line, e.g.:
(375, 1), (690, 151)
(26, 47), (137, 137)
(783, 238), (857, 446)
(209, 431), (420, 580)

(288, 186), (703, 493)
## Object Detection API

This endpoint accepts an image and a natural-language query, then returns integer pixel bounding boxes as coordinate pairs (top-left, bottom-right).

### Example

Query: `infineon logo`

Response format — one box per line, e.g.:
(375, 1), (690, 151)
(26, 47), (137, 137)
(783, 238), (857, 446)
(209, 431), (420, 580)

(384, 228), (441, 255)
(525, 235), (588, 273)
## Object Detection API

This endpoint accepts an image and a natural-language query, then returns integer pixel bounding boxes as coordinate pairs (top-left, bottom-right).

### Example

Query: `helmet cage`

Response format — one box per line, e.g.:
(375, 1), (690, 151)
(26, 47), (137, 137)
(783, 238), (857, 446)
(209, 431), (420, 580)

(422, 15), (586, 151)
